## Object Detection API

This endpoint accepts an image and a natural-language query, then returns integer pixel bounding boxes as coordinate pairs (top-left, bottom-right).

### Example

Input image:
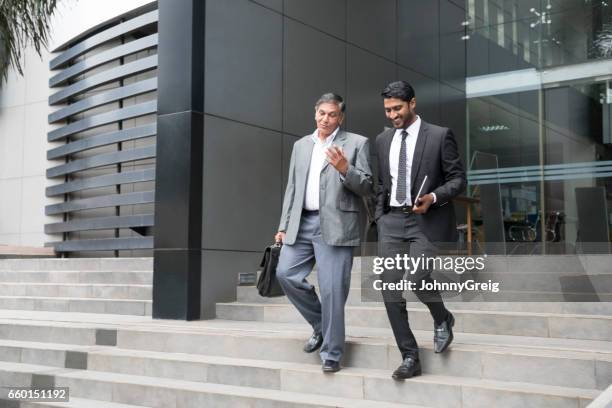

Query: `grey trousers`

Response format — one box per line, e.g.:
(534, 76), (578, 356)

(276, 212), (353, 362)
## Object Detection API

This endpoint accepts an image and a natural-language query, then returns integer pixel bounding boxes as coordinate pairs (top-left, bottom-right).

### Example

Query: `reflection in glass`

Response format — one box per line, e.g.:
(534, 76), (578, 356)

(465, 1), (612, 253)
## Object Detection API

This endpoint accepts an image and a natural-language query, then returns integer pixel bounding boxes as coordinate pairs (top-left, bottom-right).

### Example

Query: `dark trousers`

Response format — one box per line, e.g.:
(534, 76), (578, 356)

(377, 211), (449, 360)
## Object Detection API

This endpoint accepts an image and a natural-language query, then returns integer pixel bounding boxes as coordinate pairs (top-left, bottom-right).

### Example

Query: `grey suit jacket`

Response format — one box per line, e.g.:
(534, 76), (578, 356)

(375, 121), (466, 243)
(279, 130), (374, 246)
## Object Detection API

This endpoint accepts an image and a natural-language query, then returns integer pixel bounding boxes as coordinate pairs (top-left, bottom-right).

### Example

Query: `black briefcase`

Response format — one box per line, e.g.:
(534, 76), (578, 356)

(257, 243), (285, 297)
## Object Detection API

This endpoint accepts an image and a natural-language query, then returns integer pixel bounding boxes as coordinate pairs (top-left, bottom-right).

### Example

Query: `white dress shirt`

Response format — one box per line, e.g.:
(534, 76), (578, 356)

(389, 116), (421, 207)
(303, 127), (339, 210)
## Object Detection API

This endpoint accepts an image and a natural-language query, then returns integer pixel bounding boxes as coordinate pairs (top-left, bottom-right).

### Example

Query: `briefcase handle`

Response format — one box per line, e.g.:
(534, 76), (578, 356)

(260, 241), (283, 268)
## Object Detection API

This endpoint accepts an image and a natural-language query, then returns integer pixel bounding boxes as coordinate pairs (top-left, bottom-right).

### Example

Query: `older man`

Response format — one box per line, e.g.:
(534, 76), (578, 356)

(275, 93), (373, 373)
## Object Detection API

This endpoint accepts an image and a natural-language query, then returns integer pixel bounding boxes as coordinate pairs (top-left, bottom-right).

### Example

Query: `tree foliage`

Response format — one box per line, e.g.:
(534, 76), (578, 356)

(0, 0), (58, 82)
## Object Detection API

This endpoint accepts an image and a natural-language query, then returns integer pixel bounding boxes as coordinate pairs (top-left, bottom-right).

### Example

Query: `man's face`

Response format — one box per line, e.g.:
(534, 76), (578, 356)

(315, 102), (343, 137)
(384, 97), (416, 129)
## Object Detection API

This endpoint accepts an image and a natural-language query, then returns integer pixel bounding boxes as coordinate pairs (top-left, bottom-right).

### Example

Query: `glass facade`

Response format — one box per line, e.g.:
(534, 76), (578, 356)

(465, 0), (612, 252)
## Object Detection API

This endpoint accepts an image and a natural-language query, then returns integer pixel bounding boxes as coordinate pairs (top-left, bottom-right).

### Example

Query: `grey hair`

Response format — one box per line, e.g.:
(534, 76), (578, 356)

(315, 93), (346, 113)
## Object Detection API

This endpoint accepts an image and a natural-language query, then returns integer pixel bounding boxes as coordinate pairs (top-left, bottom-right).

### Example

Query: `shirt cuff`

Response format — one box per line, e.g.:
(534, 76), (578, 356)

(431, 193), (437, 203)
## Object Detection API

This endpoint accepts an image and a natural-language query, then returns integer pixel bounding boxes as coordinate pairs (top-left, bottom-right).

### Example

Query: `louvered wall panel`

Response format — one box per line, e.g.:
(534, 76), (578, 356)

(45, 4), (158, 255)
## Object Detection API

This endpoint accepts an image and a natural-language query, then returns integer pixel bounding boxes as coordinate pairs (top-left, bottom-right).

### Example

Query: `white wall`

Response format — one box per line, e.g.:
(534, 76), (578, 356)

(0, 0), (154, 247)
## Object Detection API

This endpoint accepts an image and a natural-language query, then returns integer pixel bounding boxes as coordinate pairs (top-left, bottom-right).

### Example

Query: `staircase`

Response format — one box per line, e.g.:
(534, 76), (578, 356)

(0, 257), (610, 407)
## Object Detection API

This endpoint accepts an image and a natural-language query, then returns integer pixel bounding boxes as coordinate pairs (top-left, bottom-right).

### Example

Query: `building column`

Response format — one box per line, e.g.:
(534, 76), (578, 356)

(153, 0), (205, 320)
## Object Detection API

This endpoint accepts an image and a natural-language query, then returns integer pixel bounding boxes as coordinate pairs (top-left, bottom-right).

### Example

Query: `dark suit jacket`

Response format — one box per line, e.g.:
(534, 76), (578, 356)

(375, 120), (466, 243)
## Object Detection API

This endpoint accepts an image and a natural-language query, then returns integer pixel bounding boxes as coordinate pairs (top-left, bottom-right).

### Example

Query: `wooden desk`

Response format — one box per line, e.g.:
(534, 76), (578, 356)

(453, 196), (480, 248)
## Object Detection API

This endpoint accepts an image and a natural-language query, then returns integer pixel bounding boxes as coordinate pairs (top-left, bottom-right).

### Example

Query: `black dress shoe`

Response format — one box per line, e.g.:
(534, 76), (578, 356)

(434, 312), (455, 353)
(322, 359), (341, 373)
(392, 357), (421, 380)
(303, 331), (323, 353)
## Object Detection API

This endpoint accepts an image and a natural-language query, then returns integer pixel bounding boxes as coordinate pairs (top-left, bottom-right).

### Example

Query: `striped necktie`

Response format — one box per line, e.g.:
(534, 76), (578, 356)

(395, 130), (409, 204)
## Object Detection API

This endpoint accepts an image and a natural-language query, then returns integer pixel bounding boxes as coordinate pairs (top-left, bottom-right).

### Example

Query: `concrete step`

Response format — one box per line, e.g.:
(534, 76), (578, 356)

(29, 350), (610, 406)
(0, 310), (609, 354)
(0, 361), (424, 408)
(236, 286), (612, 315)
(0, 296), (151, 315)
(0, 283), (151, 300)
(10, 397), (152, 408)
(0, 258), (152, 272)
(216, 302), (612, 341)
(0, 271), (152, 284)
(0, 331), (609, 391)
(2, 309), (609, 351)
(0, 313), (610, 390)
(82, 345), (612, 394)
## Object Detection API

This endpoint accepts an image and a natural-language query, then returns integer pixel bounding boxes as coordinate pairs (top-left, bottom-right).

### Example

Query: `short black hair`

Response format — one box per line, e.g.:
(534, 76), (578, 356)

(381, 81), (415, 102)
(315, 93), (346, 112)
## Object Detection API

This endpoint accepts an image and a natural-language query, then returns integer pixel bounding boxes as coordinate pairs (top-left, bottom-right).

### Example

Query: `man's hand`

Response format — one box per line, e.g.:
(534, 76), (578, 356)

(274, 231), (286, 243)
(412, 193), (434, 214)
(325, 145), (349, 176)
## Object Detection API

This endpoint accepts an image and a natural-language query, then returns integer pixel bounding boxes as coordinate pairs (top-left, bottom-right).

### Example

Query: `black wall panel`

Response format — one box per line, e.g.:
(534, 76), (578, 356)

(250, 0), (282, 13)
(346, 45), (396, 144)
(284, 0), (346, 39)
(398, 0), (440, 81)
(202, 116), (282, 251)
(155, 112), (203, 250)
(200, 250), (261, 318)
(283, 18), (346, 136)
(205, 0), (283, 131)
(157, 2), (202, 115)
(347, 0), (397, 61)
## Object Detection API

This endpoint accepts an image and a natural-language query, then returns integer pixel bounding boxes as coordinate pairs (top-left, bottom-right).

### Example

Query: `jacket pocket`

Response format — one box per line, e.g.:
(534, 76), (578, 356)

(338, 191), (359, 212)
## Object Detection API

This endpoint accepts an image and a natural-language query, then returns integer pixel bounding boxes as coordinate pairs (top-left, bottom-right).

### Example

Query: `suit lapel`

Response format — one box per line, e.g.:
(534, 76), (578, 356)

(296, 137), (314, 189)
(381, 128), (394, 188)
(410, 121), (428, 190)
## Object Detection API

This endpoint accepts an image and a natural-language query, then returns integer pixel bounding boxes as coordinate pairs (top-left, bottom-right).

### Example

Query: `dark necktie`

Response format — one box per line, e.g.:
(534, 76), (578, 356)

(395, 130), (408, 204)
